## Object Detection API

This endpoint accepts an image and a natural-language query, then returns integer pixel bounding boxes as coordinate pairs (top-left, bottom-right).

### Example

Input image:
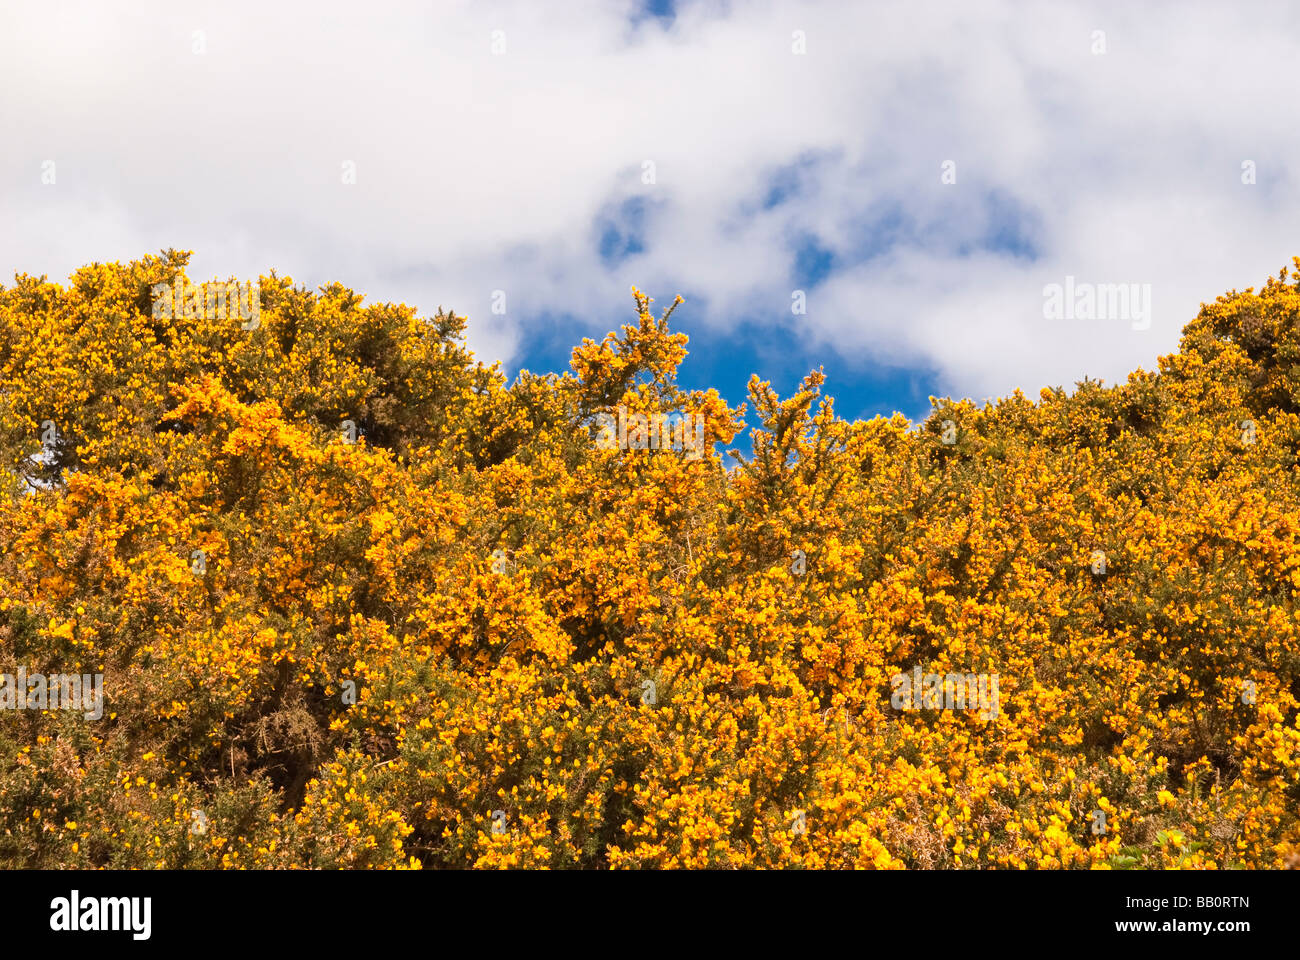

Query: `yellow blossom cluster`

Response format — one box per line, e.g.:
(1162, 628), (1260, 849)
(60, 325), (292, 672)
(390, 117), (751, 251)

(0, 249), (1296, 869)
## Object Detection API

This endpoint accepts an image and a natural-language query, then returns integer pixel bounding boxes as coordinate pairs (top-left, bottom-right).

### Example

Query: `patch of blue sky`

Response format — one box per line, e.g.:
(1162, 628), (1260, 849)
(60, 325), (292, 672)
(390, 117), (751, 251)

(501, 168), (1045, 453)
(506, 304), (944, 461)
(595, 196), (648, 268)
(629, 0), (676, 27)
(966, 188), (1042, 261)
(791, 233), (836, 288)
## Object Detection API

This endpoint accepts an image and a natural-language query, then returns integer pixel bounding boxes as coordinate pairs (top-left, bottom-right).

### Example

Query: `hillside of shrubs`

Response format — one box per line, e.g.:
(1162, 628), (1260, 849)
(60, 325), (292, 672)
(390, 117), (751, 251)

(0, 249), (1297, 868)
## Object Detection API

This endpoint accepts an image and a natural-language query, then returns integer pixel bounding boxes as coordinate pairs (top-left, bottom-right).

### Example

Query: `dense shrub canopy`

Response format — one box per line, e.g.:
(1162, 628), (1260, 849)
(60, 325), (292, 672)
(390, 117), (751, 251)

(0, 249), (1297, 868)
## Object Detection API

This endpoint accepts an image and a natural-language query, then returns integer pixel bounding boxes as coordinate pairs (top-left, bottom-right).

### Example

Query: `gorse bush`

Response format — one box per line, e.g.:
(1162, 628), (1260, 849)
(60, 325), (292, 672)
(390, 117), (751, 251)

(0, 248), (1296, 869)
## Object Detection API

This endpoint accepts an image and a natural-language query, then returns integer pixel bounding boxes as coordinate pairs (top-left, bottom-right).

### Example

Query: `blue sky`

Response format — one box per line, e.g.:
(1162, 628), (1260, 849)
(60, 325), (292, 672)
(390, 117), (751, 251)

(512, 303), (942, 446)
(519, 156), (947, 436)
(509, 143), (1030, 435)
(5, 0), (1300, 448)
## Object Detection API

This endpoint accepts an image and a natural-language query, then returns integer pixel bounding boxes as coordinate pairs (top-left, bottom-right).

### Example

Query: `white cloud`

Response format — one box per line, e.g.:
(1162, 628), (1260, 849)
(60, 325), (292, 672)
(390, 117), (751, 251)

(2, 0), (1299, 402)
